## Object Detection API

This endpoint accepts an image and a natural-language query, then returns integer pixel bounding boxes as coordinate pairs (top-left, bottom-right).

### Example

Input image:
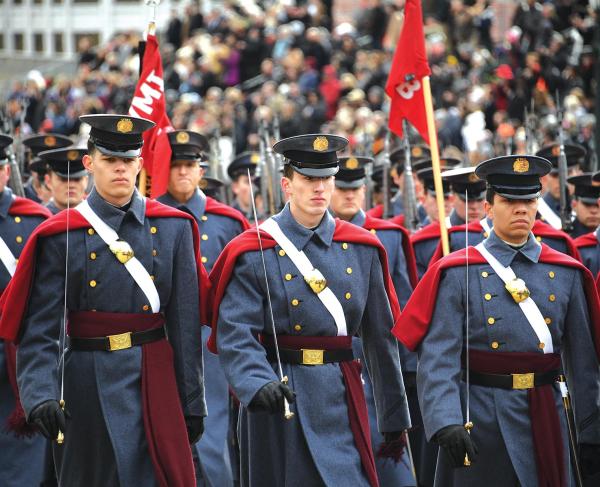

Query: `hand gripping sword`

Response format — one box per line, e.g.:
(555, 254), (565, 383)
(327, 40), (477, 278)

(247, 169), (294, 420)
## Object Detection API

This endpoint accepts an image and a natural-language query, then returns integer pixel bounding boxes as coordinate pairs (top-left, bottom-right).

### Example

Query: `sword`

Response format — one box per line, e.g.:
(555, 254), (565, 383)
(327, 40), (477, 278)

(558, 375), (584, 487)
(247, 169), (294, 420)
(463, 188), (473, 467)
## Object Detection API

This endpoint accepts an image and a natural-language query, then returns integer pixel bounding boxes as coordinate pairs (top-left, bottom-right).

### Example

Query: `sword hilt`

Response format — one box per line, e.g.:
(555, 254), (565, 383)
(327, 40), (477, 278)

(463, 421), (473, 466)
(56, 399), (65, 445)
(282, 376), (294, 420)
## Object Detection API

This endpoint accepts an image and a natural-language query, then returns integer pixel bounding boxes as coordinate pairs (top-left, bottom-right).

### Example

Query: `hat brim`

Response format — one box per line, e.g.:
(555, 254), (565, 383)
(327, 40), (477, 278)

(335, 178), (365, 189)
(456, 191), (486, 201)
(495, 190), (542, 200)
(292, 165), (339, 178)
(576, 196), (599, 205)
(96, 145), (142, 158)
(54, 169), (88, 179)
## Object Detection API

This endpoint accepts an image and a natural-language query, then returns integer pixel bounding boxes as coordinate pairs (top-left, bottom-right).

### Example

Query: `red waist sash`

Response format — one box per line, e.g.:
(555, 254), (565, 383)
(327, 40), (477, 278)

(261, 334), (379, 487)
(69, 311), (195, 487)
(468, 350), (565, 487)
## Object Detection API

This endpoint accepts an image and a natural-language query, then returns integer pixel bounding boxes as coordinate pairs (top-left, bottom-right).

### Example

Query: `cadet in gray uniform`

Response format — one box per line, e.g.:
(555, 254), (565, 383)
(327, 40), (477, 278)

(38, 148), (89, 215)
(2, 115), (207, 487)
(158, 129), (249, 487)
(0, 134), (52, 487)
(210, 134), (410, 487)
(395, 155), (600, 486)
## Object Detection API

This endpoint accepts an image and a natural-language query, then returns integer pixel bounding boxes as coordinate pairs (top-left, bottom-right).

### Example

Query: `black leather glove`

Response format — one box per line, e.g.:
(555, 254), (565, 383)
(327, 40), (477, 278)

(29, 400), (66, 440)
(248, 381), (296, 414)
(580, 443), (600, 478)
(434, 424), (478, 468)
(185, 415), (204, 444)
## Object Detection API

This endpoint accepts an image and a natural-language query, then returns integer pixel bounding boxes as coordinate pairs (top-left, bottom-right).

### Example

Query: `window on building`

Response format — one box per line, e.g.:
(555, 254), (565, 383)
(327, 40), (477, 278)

(34, 33), (44, 53)
(13, 0), (23, 4)
(33, 0), (43, 4)
(53, 33), (64, 53)
(53, 0), (63, 4)
(74, 33), (100, 51)
(0, 34), (4, 51)
(13, 33), (24, 51)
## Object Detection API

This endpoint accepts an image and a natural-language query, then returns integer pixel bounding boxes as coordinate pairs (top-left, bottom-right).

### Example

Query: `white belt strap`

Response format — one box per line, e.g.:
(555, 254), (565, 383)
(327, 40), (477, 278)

(260, 218), (347, 336)
(0, 234), (17, 276)
(76, 200), (161, 313)
(475, 242), (553, 353)
(479, 217), (492, 235)
(537, 197), (562, 230)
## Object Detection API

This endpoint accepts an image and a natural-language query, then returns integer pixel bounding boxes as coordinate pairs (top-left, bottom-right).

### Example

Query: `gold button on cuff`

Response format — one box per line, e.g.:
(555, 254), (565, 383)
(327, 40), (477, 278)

(548, 271), (555, 279)
(150, 226), (157, 234)
(201, 256), (208, 263)
(201, 215), (208, 221)
(14, 216), (21, 223)
(90, 252), (97, 260)
(536, 236), (542, 242)
(15, 236), (23, 243)
(285, 273), (292, 281)
(549, 294), (556, 302)
(152, 249), (158, 256)
(143, 304), (150, 311)
(87, 228), (95, 235)
(342, 243), (348, 250)
(491, 341), (499, 349)
(346, 267), (352, 274)
(345, 292), (352, 299)
(291, 299), (299, 306)
(538, 342), (545, 350)
(89, 280), (97, 288)
(484, 293), (492, 301)
(278, 249), (286, 257)
(370, 229), (377, 234)
(481, 271), (489, 278)
(294, 324), (302, 332)
(201, 234), (208, 241)
(545, 317), (552, 325)
(487, 317), (495, 325)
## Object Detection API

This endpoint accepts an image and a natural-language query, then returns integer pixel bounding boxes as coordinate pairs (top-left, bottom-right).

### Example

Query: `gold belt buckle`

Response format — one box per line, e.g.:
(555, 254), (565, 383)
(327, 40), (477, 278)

(304, 269), (327, 294)
(301, 349), (325, 365)
(512, 372), (535, 389)
(505, 278), (530, 304)
(108, 332), (132, 351)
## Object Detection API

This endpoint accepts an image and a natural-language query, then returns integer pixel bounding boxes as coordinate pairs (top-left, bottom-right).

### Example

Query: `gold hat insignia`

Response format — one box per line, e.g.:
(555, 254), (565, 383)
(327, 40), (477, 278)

(345, 158), (359, 170)
(513, 157), (529, 173)
(313, 136), (329, 152)
(551, 145), (561, 157)
(468, 173), (479, 183)
(250, 153), (260, 164)
(176, 131), (190, 144)
(412, 146), (423, 157)
(67, 150), (79, 161)
(44, 136), (56, 147)
(116, 118), (133, 133)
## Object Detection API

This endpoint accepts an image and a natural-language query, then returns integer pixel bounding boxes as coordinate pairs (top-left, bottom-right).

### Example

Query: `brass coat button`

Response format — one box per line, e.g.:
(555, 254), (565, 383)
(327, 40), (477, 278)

(484, 293), (492, 301)
(487, 317), (495, 325)
(16, 236), (23, 243)
(536, 236), (542, 242)
(291, 299), (299, 306)
(143, 304), (150, 311)
(549, 294), (556, 302)
(481, 271), (489, 278)
(483, 232), (489, 238)
(346, 267), (352, 274)
(201, 234), (208, 241)
(201, 215), (208, 221)
(294, 324), (302, 332)
(150, 226), (157, 234)
(14, 216), (21, 223)
(152, 249), (158, 256)
(89, 280), (97, 288)
(545, 317), (552, 325)
(278, 249), (286, 257)
(342, 243), (348, 250)
(201, 256), (208, 263)
(370, 229), (377, 234)
(90, 252), (97, 260)
(491, 341), (499, 349)
(88, 228), (95, 235)
(285, 273), (292, 281)
(548, 271), (555, 279)
(345, 292), (352, 299)
(539, 342), (545, 350)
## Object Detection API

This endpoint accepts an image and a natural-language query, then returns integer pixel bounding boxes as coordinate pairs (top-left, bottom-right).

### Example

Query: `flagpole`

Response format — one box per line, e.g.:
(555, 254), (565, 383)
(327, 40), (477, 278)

(422, 75), (449, 255)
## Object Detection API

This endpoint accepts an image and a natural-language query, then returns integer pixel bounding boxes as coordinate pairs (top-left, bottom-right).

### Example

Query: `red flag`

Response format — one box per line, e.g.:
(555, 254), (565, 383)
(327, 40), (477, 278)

(129, 33), (172, 198)
(385, 0), (431, 142)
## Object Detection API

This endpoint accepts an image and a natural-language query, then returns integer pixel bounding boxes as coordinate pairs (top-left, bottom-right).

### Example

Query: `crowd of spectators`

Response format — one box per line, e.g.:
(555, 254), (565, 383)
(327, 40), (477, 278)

(3, 0), (598, 175)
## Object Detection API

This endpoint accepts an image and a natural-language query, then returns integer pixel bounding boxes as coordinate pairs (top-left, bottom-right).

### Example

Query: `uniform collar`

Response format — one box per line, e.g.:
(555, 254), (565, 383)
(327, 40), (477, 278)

(483, 229), (541, 266)
(86, 187), (145, 231)
(349, 209), (366, 227)
(0, 188), (14, 218)
(272, 203), (335, 250)
(162, 189), (206, 220)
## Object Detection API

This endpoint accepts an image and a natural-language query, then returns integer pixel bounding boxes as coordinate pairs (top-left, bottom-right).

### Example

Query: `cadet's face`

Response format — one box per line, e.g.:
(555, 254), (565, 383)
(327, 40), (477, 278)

(485, 195), (537, 243)
(282, 172), (334, 226)
(572, 199), (600, 228)
(454, 196), (485, 222)
(168, 160), (203, 200)
(330, 185), (365, 221)
(231, 174), (252, 208)
(82, 151), (142, 206)
(423, 192), (452, 222)
(45, 172), (88, 209)
(0, 165), (9, 192)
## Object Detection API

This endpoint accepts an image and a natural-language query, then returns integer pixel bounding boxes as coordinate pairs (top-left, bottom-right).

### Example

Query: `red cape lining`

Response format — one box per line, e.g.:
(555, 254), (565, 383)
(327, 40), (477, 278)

(574, 232), (597, 250)
(205, 197), (250, 231)
(9, 197), (52, 219)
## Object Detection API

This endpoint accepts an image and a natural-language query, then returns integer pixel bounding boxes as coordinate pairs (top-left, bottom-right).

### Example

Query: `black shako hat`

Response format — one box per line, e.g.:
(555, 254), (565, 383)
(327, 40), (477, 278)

(442, 166), (487, 200)
(535, 143), (586, 173)
(335, 156), (373, 189)
(168, 130), (209, 166)
(80, 114), (155, 158)
(38, 148), (88, 178)
(390, 145), (431, 174)
(0, 134), (13, 164)
(571, 173), (600, 205)
(475, 155), (552, 200)
(273, 134), (348, 177)
(23, 133), (73, 174)
(227, 151), (261, 180)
